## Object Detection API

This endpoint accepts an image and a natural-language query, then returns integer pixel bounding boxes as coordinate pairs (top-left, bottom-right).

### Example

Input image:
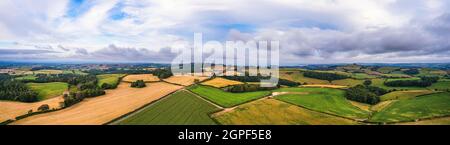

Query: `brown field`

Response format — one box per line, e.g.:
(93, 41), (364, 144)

(301, 84), (348, 89)
(201, 77), (243, 88)
(11, 82), (182, 125)
(163, 75), (210, 86)
(0, 96), (64, 123)
(122, 74), (160, 82)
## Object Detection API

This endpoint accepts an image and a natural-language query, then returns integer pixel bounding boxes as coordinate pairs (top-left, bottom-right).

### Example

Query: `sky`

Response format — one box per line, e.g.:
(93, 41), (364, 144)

(0, 0), (450, 65)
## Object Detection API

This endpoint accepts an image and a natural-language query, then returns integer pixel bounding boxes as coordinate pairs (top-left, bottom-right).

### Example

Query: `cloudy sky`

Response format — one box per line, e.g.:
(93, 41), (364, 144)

(0, 0), (449, 64)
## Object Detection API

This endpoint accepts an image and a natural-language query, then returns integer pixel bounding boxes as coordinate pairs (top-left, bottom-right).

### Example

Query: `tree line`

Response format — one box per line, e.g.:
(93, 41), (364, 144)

(223, 83), (278, 93)
(86, 68), (173, 79)
(223, 75), (299, 87)
(303, 71), (349, 82)
(16, 73), (106, 106)
(0, 74), (38, 102)
(384, 76), (439, 87)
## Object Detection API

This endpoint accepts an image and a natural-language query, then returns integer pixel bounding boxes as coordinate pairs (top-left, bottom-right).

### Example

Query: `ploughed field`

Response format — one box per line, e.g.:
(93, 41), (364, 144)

(117, 90), (220, 125)
(11, 82), (182, 125)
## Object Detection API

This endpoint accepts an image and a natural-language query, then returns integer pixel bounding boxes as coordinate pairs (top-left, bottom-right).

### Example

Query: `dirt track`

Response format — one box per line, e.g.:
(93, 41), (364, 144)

(11, 82), (182, 125)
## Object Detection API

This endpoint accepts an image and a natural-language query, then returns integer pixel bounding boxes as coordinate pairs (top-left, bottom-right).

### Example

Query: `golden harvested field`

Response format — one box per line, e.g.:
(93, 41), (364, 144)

(122, 74), (160, 82)
(163, 75), (209, 86)
(301, 85), (348, 89)
(0, 96), (64, 123)
(11, 82), (182, 125)
(201, 77), (243, 88)
(33, 69), (64, 74)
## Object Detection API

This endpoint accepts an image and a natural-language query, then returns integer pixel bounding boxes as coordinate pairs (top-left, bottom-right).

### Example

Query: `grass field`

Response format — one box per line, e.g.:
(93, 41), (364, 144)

(370, 100), (396, 112)
(351, 73), (377, 79)
(377, 67), (399, 74)
(371, 78), (427, 90)
(380, 90), (436, 101)
(62, 70), (87, 75)
(273, 87), (369, 119)
(370, 92), (450, 123)
(331, 78), (364, 87)
(15, 75), (37, 81)
(280, 71), (330, 84)
(201, 77), (243, 88)
(118, 90), (220, 125)
(428, 81), (450, 91)
(397, 117), (450, 125)
(97, 74), (125, 86)
(188, 85), (271, 108)
(26, 82), (68, 100)
(214, 99), (358, 125)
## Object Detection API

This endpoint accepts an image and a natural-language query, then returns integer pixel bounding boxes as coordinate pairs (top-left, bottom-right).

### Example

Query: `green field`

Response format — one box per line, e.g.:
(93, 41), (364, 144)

(214, 99), (358, 125)
(27, 82), (68, 100)
(371, 92), (450, 123)
(97, 74), (125, 86)
(62, 70), (87, 75)
(280, 71), (330, 84)
(428, 81), (450, 91)
(351, 73), (377, 79)
(380, 90), (436, 101)
(118, 90), (220, 125)
(331, 78), (364, 87)
(274, 87), (370, 119)
(188, 85), (271, 108)
(371, 78), (427, 90)
(15, 75), (37, 81)
(377, 67), (399, 74)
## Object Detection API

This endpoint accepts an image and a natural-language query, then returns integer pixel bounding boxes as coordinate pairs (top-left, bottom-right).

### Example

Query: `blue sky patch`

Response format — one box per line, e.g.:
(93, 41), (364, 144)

(65, 0), (91, 18)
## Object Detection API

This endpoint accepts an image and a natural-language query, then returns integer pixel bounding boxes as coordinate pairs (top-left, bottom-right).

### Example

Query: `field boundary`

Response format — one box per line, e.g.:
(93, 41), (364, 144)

(188, 84), (272, 108)
(183, 89), (224, 109)
(106, 87), (184, 125)
(272, 97), (367, 123)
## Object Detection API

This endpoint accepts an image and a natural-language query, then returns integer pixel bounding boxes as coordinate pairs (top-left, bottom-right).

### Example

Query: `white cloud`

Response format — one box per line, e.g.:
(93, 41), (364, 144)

(0, 0), (449, 63)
